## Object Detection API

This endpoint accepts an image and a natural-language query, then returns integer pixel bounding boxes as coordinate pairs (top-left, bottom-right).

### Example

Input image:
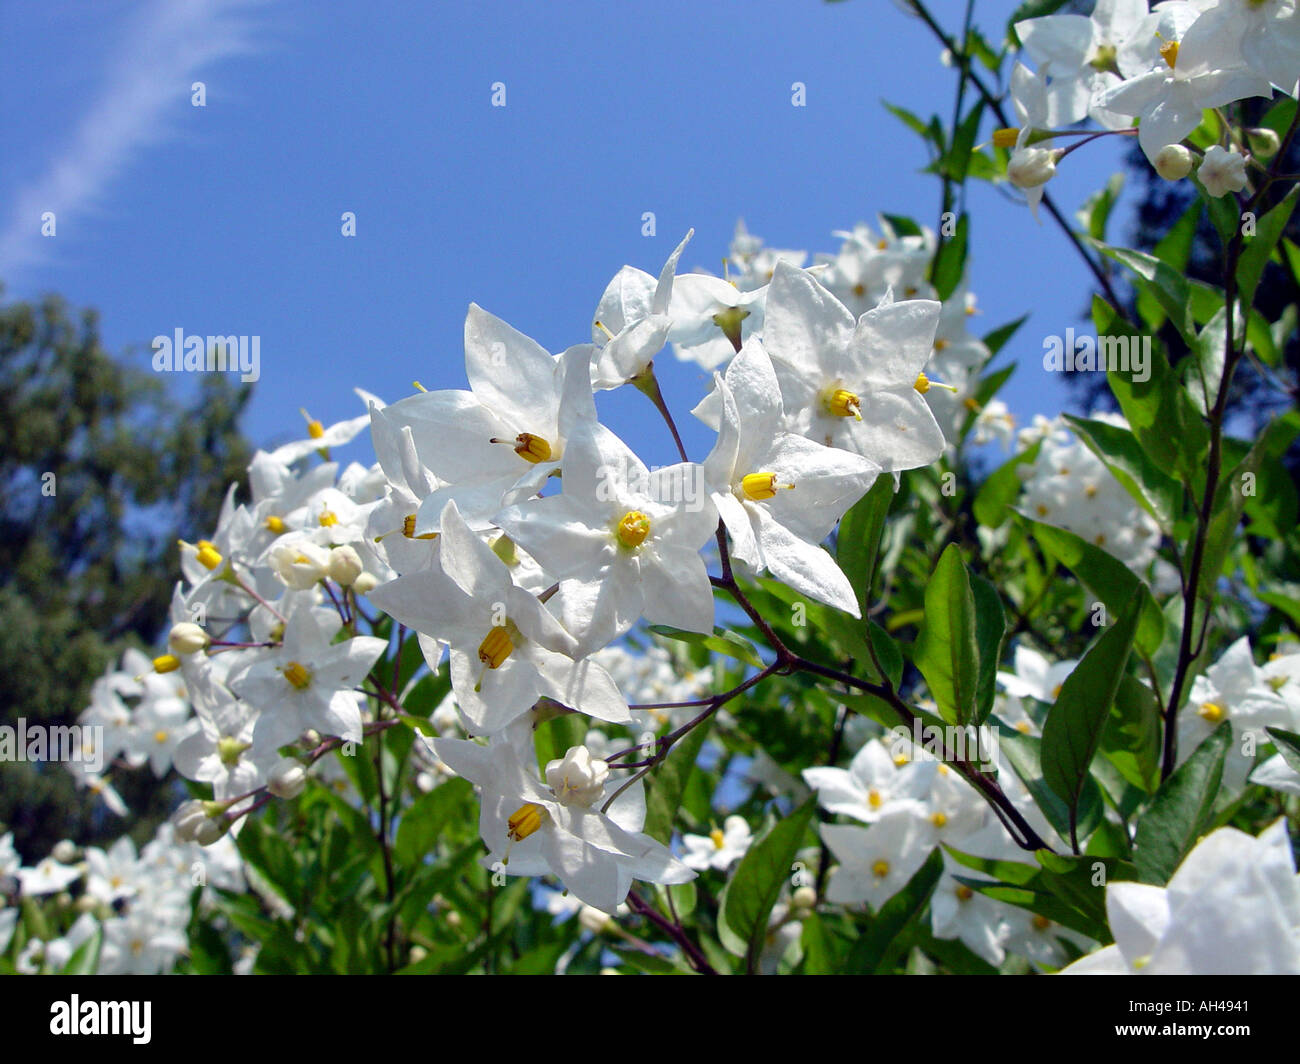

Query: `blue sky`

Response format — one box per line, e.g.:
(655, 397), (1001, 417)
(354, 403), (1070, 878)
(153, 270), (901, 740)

(1, 0), (1135, 470)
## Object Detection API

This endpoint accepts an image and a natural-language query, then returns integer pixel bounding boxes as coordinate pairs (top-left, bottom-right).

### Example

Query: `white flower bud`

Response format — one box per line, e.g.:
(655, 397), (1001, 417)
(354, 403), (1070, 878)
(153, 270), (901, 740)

(327, 545), (364, 586)
(51, 840), (78, 864)
(173, 799), (226, 846)
(545, 746), (609, 808)
(1154, 144), (1194, 181)
(268, 757), (308, 799)
(168, 622), (210, 655)
(792, 885), (818, 910)
(1198, 145), (1248, 198)
(351, 571), (380, 595)
(1007, 146), (1061, 190)
(1247, 127), (1280, 160)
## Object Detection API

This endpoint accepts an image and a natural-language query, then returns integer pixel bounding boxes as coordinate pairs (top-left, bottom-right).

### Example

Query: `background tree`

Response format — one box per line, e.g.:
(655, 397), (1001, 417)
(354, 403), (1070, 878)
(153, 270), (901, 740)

(0, 288), (253, 861)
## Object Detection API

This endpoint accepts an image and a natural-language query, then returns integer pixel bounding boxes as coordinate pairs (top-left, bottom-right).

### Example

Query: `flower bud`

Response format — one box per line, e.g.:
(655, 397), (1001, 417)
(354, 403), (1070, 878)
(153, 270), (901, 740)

(52, 840), (78, 864)
(1198, 145), (1248, 198)
(792, 885), (817, 910)
(1247, 127), (1280, 160)
(1007, 146), (1061, 190)
(268, 757), (308, 799)
(327, 545), (364, 586)
(1154, 144), (1194, 181)
(168, 622), (210, 655)
(270, 538), (331, 590)
(578, 905), (615, 935)
(173, 799), (226, 846)
(352, 571), (380, 595)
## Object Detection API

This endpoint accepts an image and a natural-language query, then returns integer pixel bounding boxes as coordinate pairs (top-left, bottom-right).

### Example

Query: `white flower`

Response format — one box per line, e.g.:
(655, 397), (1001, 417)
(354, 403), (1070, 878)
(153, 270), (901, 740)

(1061, 819), (1300, 974)
(682, 815), (754, 871)
(369, 500), (631, 735)
(703, 340), (880, 615)
(433, 729), (695, 913)
(803, 738), (932, 823)
(820, 809), (932, 911)
(1198, 144), (1249, 198)
(495, 420), (718, 656)
(17, 856), (83, 896)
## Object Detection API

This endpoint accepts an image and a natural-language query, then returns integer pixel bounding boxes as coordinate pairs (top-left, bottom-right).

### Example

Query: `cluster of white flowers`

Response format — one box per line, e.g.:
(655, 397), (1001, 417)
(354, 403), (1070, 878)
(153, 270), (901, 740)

(1008, 0), (1299, 205)
(1, 828), (242, 975)
(1016, 412), (1163, 569)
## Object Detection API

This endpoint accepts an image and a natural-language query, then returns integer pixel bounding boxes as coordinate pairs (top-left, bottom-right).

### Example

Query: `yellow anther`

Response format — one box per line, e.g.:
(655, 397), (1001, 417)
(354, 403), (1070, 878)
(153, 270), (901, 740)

(1084, 484), (1098, 499)
(867, 788), (883, 810)
(477, 626), (515, 670)
(992, 127), (1021, 149)
(741, 472), (795, 501)
(956, 885), (974, 901)
(893, 752), (909, 766)
(195, 540), (222, 570)
(307, 420), (324, 439)
(933, 338), (950, 352)
(914, 372), (932, 394)
(1198, 701), (1225, 723)
(153, 729), (169, 745)
(319, 509), (339, 527)
(283, 661), (313, 690)
(616, 511), (651, 549)
(1032, 914), (1052, 932)
(825, 388), (863, 420)
(512, 433), (552, 464)
(963, 397), (981, 412)
(153, 654), (181, 674)
(1016, 720), (1033, 734)
(265, 515), (286, 534)
(1160, 39), (1179, 69)
(507, 803), (547, 842)
(876, 238), (888, 250)
(852, 283), (866, 298)
(930, 812), (948, 828)
(1094, 533), (1107, 547)
(1035, 504), (1050, 517)
(710, 829), (726, 849)
(1051, 684), (1063, 700)
(871, 859), (891, 879)
(594, 320), (616, 340)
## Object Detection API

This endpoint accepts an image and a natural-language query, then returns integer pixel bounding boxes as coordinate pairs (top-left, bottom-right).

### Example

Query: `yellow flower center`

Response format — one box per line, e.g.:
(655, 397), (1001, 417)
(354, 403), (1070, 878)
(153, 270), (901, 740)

(284, 661), (313, 690)
(195, 540), (222, 571)
(956, 885), (974, 901)
(992, 127), (1021, 149)
(615, 511), (651, 549)
(319, 509), (338, 527)
(478, 625), (515, 670)
(307, 419), (324, 439)
(153, 730), (169, 745)
(914, 372), (931, 394)
(152, 654), (181, 674)
(824, 388), (862, 420)
(1032, 914), (1052, 932)
(740, 472), (795, 502)
(265, 515), (285, 534)
(1160, 39), (1179, 69)
(710, 829), (726, 849)
(852, 283), (866, 298)
(930, 812), (948, 828)
(871, 859), (890, 879)
(512, 433), (552, 464)
(507, 803), (547, 843)
(867, 788), (883, 810)
(1198, 701), (1225, 723)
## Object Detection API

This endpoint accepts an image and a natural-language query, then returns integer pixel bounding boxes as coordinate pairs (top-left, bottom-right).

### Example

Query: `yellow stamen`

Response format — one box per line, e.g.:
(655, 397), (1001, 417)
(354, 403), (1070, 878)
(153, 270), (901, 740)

(301, 409), (324, 439)
(825, 388), (862, 420)
(871, 859), (890, 879)
(956, 885), (974, 901)
(914, 372), (931, 394)
(195, 540), (222, 571)
(153, 729), (169, 745)
(1032, 914), (1052, 932)
(710, 829), (726, 849)
(318, 509), (338, 527)
(933, 338), (950, 352)
(265, 515), (286, 534)
(992, 127), (1021, 149)
(507, 803), (547, 842)
(1198, 701), (1225, 723)
(868, 788), (883, 810)
(740, 472), (795, 501)
(594, 320), (615, 341)
(615, 511), (651, 549)
(477, 626), (515, 670)
(284, 661), (312, 690)
(930, 812), (948, 828)
(1160, 39), (1179, 69)
(511, 433), (552, 464)
(852, 283), (866, 298)
(153, 654), (180, 674)
(963, 397), (981, 412)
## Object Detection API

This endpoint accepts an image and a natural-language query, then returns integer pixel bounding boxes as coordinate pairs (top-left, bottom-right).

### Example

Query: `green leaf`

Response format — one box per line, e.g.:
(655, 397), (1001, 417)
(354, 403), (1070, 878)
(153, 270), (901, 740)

(882, 102), (937, 149)
(642, 717), (713, 845)
(1076, 172), (1125, 243)
(1133, 722), (1230, 884)
(394, 777), (473, 867)
(648, 625), (764, 669)
(1041, 600), (1140, 848)
(1265, 727), (1300, 776)
(836, 475), (895, 617)
(1238, 184), (1299, 311)
(1064, 414), (1181, 528)
(845, 848), (943, 973)
(1024, 519), (1164, 657)
(913, 543), (980, 726)
(999, 729), (1104, 847)
(982, 314), (1030, 357)
(60, 926), (103, 975)
(1100, 674), (1162, 794)
(974, 439), (1041, 529)
(970, 573), (1006, 726)
(718, 798), (817, 974)
(930, 212), (969, 303)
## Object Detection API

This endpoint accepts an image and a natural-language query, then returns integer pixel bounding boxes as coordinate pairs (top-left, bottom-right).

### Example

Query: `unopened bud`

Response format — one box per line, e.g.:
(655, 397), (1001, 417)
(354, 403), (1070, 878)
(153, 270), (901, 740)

(351, 571), (379, 595)
(1247, 127), (1280, 160)
(327, 545), (364, 586)
(268, 757), (308, 799)
(1154, 143), (1194, 181)
(1007, 146), (1061, 190)
(168, 622), (209, 655)
(51, 840), (78, 864)
(173, 799), (227, 846)
(792, 885), (817, 910)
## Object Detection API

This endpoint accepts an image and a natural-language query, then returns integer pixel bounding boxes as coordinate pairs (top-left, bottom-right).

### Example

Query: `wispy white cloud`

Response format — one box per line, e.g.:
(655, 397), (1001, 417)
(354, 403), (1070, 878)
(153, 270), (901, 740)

(0, 0), (265, 280)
